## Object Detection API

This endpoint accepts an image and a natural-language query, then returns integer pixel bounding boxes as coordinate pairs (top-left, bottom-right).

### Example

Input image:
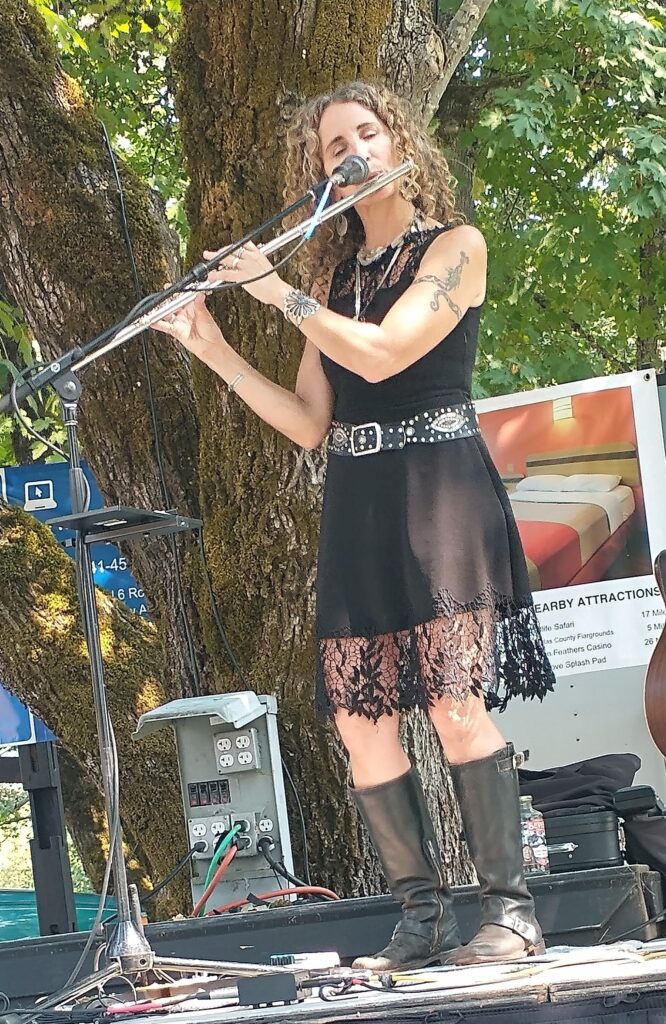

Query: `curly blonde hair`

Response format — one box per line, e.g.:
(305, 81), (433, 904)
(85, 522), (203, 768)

(283, 81), (461, 290)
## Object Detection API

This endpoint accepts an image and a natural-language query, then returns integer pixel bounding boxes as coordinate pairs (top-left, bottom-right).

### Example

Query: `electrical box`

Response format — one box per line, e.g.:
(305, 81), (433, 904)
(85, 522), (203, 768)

(133, 692), (293, 912)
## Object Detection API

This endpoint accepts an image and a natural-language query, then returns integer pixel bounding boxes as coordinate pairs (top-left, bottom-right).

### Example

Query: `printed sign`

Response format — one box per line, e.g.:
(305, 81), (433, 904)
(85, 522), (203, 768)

(0, 462), (148, 745)
(476, 370), (666, 677)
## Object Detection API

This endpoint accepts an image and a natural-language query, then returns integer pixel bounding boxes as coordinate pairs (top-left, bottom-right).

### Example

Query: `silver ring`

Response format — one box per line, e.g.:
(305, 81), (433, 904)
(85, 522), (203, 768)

(232, 254), (241, 269)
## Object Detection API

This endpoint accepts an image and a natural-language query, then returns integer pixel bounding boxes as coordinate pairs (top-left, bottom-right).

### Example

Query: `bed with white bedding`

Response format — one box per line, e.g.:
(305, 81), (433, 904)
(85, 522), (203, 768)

(504, 448), (642, 590)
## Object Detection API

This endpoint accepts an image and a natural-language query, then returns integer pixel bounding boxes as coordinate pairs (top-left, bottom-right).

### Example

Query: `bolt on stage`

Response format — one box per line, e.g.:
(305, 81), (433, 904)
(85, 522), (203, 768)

(2, 865), (666, 1024)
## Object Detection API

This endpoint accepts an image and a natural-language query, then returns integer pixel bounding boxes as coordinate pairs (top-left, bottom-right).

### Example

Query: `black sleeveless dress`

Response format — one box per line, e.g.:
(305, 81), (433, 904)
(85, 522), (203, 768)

(314, 225), (555, 721)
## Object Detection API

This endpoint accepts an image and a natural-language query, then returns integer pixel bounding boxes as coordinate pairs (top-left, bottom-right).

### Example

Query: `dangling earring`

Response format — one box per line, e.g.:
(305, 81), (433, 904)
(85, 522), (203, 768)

(400, 177), (419, 202)
(334, 213), (348, 239)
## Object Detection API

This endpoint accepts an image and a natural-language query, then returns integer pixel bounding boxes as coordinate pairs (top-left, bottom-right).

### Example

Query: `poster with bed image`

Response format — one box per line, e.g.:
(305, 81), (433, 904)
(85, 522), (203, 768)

(475, 370), (666, 678)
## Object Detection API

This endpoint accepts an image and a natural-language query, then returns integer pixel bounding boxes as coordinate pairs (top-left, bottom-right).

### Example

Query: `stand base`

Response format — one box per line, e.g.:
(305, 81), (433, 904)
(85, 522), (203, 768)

(31, 954), (286, 1011)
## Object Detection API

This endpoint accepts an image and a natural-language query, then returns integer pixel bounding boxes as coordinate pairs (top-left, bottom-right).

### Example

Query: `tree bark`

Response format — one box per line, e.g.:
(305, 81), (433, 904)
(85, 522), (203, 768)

(637, 222), (666, 369)
(0, 0), (491, 903)
(0, 0), (204, 699)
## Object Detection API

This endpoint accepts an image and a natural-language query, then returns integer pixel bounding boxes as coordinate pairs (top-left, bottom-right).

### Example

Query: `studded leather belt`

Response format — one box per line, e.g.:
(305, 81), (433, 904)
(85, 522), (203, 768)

(328, 401), (480, 457)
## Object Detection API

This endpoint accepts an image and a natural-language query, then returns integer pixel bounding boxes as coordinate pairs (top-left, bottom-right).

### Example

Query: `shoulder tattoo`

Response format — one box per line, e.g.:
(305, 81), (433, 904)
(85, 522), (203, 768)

(414, 250), (470, 320)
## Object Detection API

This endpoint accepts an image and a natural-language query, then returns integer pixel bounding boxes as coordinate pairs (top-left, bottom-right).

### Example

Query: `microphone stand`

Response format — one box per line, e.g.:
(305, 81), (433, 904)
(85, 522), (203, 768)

(1, 162), (412, 1007)
(22, 372), (290, 1008)
(0, 160), (411, 413)
(2, 184), (323, 1006)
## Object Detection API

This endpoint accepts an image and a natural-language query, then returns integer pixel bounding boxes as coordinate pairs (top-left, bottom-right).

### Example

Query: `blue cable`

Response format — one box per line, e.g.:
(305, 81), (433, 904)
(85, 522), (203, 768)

(304, 180), (333, 240)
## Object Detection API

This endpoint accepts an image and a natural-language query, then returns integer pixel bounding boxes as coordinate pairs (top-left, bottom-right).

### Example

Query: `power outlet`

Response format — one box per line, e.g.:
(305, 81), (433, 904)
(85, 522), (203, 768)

(188, 819), (211, 858)
(213, 728), (261, 774)
(210, 816), (232, 837)
(231, 811), (259, 857)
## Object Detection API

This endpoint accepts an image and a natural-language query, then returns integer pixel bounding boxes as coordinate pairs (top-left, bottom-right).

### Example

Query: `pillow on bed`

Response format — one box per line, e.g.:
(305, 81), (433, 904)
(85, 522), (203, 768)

(515, 475), (567, 492)
(561, 473), (622, 492)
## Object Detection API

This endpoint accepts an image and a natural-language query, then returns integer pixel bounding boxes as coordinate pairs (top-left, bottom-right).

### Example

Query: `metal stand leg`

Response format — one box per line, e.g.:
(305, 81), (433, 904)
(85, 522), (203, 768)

(39, 374), (281, 1010)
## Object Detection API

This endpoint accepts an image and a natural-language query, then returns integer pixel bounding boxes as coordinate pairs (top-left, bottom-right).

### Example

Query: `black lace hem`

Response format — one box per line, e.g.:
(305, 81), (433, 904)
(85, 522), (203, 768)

(314, 586), (555, 722)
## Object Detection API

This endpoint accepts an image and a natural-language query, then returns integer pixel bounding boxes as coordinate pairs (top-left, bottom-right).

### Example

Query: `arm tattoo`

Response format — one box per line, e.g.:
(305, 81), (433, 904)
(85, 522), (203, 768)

(414, 251), (470, 321)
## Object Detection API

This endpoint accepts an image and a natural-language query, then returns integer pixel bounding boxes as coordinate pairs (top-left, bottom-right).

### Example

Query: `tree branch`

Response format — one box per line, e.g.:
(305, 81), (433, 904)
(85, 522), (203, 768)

(533, 292), (634, 373)
(427, 0), (495, 116)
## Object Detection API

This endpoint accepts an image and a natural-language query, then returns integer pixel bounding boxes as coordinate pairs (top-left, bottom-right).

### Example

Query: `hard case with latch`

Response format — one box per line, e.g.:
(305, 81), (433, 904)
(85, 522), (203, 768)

(545, 807), (623, 872)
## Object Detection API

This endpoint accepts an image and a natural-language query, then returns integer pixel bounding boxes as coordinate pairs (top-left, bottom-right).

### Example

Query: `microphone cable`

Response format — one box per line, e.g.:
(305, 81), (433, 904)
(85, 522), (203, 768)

(100, 130), (318, 883)
(101, 119), (202, 697)
(9, 363), (68, 461)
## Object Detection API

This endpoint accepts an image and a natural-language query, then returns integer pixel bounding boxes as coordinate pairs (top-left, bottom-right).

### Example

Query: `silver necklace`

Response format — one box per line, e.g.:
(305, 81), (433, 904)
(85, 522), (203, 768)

(353, 213), (423, 321)
(354, 241), (405, 321)
(357, 225), (412, 267)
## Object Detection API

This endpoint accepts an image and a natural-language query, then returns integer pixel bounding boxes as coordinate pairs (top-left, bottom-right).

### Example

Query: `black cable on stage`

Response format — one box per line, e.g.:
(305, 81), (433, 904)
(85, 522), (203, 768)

(101, 124), (317, 890)
(0, 1011), (104, 1023)
(101, 843), (205, 923)
(100, 119), (202, 698)
(279, 755), (312, 886)
(258, 836), (309, 889)
(609, 908), (666, 942)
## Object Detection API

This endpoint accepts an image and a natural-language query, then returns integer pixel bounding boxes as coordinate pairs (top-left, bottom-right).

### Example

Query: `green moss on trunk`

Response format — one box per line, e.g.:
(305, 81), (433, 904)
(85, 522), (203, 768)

(0, 505), (187, 914)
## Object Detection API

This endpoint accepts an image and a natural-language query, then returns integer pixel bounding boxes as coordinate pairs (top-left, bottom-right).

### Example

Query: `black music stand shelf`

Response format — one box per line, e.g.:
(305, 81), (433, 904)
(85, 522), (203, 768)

(47, 505), (202, 545)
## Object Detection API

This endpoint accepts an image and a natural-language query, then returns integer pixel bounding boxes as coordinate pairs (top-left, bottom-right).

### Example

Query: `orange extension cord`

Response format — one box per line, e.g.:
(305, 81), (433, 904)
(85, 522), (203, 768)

(207, 885), (340, 915)
(190, 844), (237, 917)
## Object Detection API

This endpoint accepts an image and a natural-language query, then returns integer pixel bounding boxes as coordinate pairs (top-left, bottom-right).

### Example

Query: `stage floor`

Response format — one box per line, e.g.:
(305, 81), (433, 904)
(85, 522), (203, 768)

(3, 868), (666, 1023)
(86, 943), (666, 1024)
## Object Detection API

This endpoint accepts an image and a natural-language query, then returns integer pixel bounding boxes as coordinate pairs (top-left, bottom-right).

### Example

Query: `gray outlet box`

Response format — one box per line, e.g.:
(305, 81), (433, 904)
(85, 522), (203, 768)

(134, 692), (293, 911)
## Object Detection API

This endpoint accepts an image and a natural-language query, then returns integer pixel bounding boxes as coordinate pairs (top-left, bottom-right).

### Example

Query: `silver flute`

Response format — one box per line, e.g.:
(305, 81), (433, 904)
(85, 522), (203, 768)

(71, 160), (414, 372)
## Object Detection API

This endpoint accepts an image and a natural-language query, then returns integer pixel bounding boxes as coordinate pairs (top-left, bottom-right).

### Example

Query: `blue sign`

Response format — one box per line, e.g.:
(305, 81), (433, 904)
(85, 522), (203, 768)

(0, 462), (148, 746)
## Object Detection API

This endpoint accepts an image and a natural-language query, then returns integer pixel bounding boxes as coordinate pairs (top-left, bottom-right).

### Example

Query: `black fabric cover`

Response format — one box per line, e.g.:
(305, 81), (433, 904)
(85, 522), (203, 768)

(519, 752), (642, 814)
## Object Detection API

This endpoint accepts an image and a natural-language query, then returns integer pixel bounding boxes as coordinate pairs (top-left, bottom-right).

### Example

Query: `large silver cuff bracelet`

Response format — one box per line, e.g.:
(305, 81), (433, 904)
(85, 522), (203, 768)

(283, 289), (321, 326)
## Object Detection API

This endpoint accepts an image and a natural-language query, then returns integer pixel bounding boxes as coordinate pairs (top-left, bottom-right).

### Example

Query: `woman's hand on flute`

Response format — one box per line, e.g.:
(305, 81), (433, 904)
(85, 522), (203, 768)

(203, 241), (287, 308)
(153, 286), (225, 357)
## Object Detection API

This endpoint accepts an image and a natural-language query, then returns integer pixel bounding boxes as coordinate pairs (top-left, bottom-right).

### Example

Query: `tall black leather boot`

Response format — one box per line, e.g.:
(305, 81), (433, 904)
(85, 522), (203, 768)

(351, 768), (461, 972)
(447, 743), (545, 965)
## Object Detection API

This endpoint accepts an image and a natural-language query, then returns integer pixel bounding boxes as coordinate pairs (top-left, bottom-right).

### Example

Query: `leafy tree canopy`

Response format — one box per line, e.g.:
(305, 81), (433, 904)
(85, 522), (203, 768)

(444, 0), (666, 392)
(31, 0), (186, 236)
(5, 0), (665, 436)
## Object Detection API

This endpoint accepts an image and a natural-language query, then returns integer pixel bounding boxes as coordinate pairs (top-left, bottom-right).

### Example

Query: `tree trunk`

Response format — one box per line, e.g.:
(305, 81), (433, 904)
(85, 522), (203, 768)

(0, 0), (491, 904)
(637, 222), (665, 369)
(436, 84), (480, 222)
(172, 0), (487, 889)
(0, 0), (204, 700)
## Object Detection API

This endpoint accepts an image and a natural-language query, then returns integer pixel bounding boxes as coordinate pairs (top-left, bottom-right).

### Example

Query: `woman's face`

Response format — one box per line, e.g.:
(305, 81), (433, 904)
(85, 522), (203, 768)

(317, 101), (401, 205)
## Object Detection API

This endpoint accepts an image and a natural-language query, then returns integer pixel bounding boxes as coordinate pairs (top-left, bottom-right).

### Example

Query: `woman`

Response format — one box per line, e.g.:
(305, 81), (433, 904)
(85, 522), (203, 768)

(155, 81), (555, 971)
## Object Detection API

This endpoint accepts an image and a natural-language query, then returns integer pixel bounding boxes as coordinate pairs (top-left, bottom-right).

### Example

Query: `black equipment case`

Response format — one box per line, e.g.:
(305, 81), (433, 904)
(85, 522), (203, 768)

(545, 807), (623, 873)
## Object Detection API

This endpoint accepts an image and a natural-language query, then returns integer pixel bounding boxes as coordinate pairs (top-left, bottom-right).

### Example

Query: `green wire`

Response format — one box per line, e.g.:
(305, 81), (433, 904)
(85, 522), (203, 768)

(199, 824), (242, 908)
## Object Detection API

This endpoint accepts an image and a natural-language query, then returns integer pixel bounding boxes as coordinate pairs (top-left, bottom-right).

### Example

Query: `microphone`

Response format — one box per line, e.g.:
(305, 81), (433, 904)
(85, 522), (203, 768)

(329, 155), (369, 187)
